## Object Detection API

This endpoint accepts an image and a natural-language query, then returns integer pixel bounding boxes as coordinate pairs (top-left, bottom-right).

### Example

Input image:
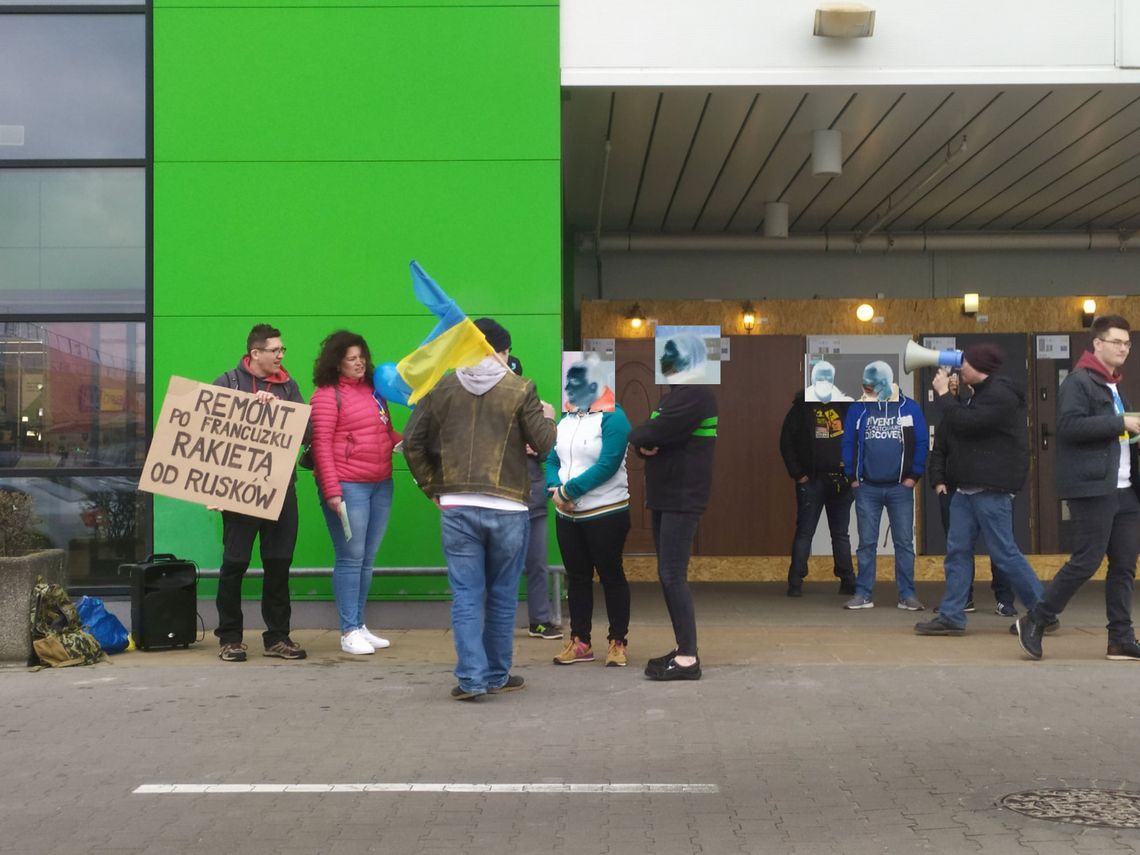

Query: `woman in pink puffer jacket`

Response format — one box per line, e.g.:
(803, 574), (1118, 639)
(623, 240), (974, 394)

(311, 330), (402, 656)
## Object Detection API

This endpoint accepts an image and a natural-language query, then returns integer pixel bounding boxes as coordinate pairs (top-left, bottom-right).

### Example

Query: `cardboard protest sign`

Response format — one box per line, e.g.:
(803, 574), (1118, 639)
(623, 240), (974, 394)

(140, 376), (311, 520)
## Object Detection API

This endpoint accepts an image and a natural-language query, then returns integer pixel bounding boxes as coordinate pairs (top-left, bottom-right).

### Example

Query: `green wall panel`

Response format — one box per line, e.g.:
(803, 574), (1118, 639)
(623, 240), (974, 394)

(153, 161), (560, 317)
(155, 7), (558, 162)
(153, 2), (562, 591)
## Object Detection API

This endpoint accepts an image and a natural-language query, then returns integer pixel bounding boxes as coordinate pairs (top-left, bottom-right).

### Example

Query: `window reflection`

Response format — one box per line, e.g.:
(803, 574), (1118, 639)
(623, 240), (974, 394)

(0, 322), (146, 469)
(0, 475), (147, 581)
(0, 15), (145, 160)
(0, 168), (145, 312)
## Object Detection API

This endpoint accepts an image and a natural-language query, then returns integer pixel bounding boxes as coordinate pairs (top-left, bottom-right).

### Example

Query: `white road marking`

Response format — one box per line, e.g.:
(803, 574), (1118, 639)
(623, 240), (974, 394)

(134, 783), (718, 794)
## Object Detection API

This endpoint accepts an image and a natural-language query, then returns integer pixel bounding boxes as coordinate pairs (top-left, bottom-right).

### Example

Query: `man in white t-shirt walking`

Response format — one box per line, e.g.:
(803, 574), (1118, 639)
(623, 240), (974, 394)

(1017, 314), (1140, 660)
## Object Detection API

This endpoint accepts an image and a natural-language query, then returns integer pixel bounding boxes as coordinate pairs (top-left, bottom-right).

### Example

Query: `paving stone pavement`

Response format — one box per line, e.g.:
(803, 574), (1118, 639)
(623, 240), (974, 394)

(4, 582), (1140, 854)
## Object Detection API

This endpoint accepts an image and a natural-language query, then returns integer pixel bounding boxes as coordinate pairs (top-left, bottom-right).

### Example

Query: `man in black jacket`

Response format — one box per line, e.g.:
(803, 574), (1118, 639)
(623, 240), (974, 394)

(629, 376), (717, 682)
(779, 392), (856, 597)
(1017, 316), (1140, 660)
(212, 323), (308, 662)
(915, 344), (1043, 636)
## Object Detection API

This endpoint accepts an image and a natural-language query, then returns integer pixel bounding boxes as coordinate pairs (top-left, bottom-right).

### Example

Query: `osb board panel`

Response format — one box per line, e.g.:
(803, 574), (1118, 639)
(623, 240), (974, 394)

(621, 554), (1087, 583)
(582, 296), (1140, 340)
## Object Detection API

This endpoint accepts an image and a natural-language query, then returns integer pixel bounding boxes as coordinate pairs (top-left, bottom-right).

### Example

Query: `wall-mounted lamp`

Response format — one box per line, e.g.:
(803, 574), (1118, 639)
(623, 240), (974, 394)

(812, 129), (843, 177)
(962, 292), (980, 316)
(626, 302), (646, 330)
(856, 303), (875, 323)
(813, 3), (876, 38)
(741, 301), (756, 333)
(763, 202), (789, 238)
(1082, 298), (1097, 328)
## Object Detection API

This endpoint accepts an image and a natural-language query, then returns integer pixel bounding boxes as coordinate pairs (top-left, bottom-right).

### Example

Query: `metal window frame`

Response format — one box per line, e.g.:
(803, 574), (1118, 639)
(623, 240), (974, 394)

(0, 0), (153, 589)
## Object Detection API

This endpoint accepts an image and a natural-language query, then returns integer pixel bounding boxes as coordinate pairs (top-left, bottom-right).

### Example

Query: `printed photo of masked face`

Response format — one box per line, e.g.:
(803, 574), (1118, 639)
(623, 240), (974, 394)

(859, 360), (899, 402)
(561, 352), (616, 412)
(804, 360), (852, 403)
(658, 334), (709, 384)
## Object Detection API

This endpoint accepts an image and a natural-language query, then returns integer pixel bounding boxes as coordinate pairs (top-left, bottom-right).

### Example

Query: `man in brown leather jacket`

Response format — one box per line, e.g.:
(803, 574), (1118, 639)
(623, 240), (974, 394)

(404, 318), (556, 700)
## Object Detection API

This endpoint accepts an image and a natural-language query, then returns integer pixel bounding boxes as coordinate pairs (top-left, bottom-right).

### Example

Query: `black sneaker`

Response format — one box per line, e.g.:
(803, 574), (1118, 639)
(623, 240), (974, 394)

(914, 617), (966, 636)
(838, 577), (857, 596)
(451, 686), (484, 701)
(1009, 619), (1060, 635)
(964, 600), (976, 613)
(645, 649), (678, 672)
(995, 602), (1017, 617)
(488, 675), (525, 693)
(528, 623), (563, 640)
(1106, 640), (1140, 661)
(646, 656), (701, 681)
(786, 585), (803, 598)
(1016, 617), (1044, 660)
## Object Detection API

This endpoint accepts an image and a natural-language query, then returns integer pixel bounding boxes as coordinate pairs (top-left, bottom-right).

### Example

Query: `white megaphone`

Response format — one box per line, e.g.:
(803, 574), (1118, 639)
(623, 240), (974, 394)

(903, 340), (964, 374)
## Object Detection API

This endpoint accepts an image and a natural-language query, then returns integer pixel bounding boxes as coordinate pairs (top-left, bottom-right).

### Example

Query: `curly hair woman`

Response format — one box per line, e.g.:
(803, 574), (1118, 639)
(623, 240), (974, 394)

(311, 330), (401, 655)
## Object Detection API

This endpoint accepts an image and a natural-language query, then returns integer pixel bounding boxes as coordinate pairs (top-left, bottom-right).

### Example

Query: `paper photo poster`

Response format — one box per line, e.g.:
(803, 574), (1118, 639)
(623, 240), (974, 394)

(561, 351), (616, 412)
(654, 325), (721, 385)
(803, 359), (854, 403)
(806, 354), (900, 403)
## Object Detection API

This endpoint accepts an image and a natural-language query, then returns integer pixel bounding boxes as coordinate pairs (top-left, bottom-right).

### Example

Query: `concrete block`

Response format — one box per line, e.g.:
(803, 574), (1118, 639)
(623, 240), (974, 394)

(0, 549), (65, 663)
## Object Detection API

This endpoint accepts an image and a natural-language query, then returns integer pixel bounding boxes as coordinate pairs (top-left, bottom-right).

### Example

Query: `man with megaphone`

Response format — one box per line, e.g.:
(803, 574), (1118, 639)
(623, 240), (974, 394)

(914, 344), (1044, 637)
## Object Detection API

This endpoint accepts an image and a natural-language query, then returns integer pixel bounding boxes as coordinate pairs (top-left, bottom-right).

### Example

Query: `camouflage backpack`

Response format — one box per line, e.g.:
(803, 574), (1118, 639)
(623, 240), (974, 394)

(28, 576), (105, 668)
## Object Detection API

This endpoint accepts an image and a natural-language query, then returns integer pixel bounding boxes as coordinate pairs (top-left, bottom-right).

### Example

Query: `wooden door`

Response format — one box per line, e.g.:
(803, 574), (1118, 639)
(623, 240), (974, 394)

(615, 335), (805, 556)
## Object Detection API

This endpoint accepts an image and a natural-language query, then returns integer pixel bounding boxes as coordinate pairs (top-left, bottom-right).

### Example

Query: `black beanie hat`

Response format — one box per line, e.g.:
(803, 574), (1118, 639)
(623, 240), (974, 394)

(963, 343), (1004, 375)
(474, 317), (511, 353)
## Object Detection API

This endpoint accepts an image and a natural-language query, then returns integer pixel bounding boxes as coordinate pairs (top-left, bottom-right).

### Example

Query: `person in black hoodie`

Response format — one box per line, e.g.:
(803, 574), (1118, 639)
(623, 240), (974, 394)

(778, 392), (856, 597)
(211, 323), (308, 662)
(628, 364), (717, 682)
(1017, 316), (1140, 660)
(916, 343), (1043, 636)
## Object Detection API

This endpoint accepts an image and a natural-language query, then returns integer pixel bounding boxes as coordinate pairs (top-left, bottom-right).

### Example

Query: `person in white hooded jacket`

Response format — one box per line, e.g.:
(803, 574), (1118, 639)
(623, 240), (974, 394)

(546, 356), (633, 668)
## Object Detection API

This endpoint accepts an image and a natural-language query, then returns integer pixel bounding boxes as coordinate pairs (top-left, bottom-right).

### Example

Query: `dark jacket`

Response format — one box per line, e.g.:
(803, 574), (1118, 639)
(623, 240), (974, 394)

(1055, 351), (1139, 500)
(403, 369), (556, 505)
(779, 392), (850, 480)
(842, 395), (927, 484)
(933, 373), (1028, 494)
(628, 385), (717, 513)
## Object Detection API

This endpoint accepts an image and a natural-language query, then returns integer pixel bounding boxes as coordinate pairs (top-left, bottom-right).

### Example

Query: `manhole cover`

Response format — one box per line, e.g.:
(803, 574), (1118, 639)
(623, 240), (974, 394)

(1001, 788), (1140, 829)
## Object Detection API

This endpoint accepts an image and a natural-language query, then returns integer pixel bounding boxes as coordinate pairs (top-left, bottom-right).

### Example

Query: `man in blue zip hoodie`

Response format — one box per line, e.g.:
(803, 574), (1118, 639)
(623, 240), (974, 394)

(841, 361), (927, 611)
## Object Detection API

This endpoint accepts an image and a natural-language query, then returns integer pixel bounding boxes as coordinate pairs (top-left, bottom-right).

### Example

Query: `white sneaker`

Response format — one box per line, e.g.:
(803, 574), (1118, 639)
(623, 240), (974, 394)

(360, 625), (391, 649)
(341, 629), (374, 655)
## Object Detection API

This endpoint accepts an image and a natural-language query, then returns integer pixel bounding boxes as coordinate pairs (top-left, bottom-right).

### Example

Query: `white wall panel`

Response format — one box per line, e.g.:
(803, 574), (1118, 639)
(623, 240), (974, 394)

(563, 0), (1139, 85)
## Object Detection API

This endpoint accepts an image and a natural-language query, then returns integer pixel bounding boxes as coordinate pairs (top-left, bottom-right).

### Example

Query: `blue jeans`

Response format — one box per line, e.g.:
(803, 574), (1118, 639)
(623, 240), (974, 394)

(854, 482), (916, 600)
(937, 490), (1043, 628)
(320, 480), (393, 634)
(441, 506), (529, 694)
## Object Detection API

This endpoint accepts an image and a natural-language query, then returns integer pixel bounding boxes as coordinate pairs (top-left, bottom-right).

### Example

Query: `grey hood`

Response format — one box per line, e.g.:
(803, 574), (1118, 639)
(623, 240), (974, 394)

(456, 355), (508, 396)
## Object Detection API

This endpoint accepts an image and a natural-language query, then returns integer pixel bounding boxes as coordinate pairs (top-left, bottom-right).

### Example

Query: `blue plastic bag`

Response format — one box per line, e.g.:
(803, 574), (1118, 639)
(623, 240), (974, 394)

(74, 596), (130, 654)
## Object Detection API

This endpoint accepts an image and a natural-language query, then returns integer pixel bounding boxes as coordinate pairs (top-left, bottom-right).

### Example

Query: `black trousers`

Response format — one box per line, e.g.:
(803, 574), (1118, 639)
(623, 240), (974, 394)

(1032, 488), (1140, 643)
(652, 509), (701, 656)
(556, 510), (631, 645)
(787, 475), (854, 585)
(214, 483), (299, 647)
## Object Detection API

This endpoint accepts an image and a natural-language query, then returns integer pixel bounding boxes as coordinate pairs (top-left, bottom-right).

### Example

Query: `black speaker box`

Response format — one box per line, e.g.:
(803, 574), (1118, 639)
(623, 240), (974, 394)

(124, 553), (198, 650)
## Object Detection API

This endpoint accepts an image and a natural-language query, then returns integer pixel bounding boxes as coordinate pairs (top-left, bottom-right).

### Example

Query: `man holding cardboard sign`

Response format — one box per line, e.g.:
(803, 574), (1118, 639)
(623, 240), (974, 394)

(210, 324), (309, 662)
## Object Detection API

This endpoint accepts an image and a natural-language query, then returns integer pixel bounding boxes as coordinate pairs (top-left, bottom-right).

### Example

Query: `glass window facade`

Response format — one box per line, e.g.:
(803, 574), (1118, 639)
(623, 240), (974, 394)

(0, 15), (145, 161)
(1, 5), (149, 589)
(0, 169), (145, 312)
